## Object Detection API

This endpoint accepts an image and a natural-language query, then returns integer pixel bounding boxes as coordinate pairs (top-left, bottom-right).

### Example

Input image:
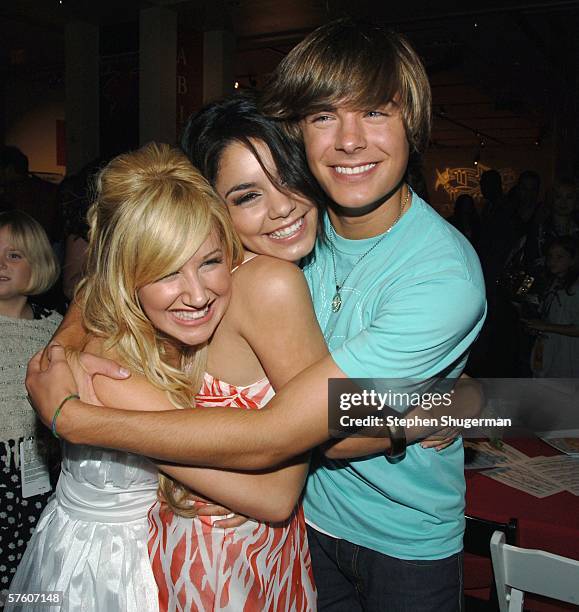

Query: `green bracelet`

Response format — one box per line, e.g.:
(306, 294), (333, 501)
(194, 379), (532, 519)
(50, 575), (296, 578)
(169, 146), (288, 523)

(51, 394), (80, 439)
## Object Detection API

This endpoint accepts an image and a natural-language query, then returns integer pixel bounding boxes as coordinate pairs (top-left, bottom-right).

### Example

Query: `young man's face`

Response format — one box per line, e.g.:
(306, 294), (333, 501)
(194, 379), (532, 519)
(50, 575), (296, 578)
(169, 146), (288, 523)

(300, 101), (409, 209)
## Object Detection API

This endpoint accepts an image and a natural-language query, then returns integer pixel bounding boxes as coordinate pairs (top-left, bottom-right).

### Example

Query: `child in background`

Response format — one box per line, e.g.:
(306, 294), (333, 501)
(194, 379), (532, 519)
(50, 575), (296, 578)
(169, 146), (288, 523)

(526, 236), (579, 377)
(0, 211), (61, 602)
(525, 179), (579, 286)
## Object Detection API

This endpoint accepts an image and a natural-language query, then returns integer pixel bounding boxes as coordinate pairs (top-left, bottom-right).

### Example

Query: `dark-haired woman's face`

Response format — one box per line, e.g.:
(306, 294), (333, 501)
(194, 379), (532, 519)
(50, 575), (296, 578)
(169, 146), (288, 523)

(215, 140), (318, 262)
(547, 245), (574, 277)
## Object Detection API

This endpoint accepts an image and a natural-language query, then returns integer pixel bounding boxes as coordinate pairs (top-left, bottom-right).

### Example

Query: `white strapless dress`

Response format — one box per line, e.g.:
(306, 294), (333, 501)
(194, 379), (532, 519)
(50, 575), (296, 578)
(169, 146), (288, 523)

(7, 443), (159, 612)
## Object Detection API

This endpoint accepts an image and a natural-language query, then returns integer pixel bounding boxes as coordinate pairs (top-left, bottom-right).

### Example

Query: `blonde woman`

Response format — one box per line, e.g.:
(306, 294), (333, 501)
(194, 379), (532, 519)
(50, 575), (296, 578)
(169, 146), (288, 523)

(7, 144), (243, 611)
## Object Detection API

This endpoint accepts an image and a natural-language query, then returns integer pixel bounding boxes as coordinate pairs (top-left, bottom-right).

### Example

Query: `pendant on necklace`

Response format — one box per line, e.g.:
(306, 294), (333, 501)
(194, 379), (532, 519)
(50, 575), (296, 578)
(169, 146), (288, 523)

(331, 291), (342, 313)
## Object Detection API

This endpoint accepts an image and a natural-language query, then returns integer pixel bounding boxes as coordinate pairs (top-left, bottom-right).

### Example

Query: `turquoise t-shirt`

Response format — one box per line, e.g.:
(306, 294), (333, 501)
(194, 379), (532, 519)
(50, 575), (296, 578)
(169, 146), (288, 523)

(303, 194), (486, 560)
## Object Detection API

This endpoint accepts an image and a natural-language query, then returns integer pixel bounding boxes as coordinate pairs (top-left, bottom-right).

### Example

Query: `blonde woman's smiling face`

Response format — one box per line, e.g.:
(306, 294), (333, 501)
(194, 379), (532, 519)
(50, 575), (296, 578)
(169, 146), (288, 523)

(137, 232), (232, 347)
(215, 139), (318, 263)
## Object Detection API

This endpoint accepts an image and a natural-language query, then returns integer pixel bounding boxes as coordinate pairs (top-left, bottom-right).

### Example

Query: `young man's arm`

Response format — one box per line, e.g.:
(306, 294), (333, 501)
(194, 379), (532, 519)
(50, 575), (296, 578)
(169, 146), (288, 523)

(322, 277), (486, 458)
(42, 301), (129, 380)
(27, 342), (481, 469)
(27, 346), (349, 469)
(47, 300), (85, 350)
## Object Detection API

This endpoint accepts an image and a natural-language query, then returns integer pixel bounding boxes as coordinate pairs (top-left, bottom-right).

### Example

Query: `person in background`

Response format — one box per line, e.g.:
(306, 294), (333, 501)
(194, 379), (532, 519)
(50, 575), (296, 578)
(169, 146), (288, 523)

(524, 178), (579, 286)
(511, 170), (543, 228)
(478, 169), (511, 288)
(449, 194), (481, 250)
(0, 211), (61, 603)
(480, 169), (505, 221)
(0, 147), (60, 246)
(526, 236), (579, 377)
(475, 169), (529, 377)
(57, 160), (106, 301)
(511, 178), (576, 376)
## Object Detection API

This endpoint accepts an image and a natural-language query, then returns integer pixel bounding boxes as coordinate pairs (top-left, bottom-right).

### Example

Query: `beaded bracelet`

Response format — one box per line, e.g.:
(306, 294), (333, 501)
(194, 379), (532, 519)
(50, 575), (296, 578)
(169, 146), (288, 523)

(51, 394), (80, 439)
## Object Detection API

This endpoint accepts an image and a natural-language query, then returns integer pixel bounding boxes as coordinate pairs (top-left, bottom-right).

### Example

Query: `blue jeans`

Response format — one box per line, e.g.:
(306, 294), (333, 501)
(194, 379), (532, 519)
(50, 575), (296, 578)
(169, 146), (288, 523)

(307, 526), (464, 612)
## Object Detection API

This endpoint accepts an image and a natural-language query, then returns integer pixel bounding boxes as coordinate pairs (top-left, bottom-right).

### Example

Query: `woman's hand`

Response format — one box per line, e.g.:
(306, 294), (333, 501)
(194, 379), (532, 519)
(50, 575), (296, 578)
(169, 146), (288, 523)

(195, 503), (249, 528)
(419, 429), (460, 451)
(157, 487), (250, 529)
(418, 373), (479, 450)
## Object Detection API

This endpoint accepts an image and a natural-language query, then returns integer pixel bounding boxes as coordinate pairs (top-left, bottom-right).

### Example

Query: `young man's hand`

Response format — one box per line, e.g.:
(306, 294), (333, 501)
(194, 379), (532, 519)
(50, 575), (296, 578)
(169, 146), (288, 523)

(65, 349), (126, 406)
(27, 345), (81, 428)
(26, 345), (130, 428)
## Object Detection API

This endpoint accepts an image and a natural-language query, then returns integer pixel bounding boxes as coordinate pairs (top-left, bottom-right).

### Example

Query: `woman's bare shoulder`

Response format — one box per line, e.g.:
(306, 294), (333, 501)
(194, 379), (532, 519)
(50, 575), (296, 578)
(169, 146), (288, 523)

(232, 255), (309, 300)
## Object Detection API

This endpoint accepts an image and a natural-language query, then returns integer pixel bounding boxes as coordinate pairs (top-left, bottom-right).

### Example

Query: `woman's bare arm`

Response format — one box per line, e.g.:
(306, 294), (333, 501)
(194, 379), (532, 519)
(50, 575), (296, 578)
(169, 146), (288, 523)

(158, 259), (328, 519)
(27, 345), (348, 468)
(92, 369), (306, 522)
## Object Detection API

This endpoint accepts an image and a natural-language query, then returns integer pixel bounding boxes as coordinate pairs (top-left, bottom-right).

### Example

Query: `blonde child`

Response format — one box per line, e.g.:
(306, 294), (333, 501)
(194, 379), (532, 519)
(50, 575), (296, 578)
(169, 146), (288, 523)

(0, 211), (61, 601)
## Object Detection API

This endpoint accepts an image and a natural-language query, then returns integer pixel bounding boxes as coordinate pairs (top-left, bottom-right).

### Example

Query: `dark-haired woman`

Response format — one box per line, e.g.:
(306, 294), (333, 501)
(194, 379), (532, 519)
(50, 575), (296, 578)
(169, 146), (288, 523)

(147, 94), (325, 611)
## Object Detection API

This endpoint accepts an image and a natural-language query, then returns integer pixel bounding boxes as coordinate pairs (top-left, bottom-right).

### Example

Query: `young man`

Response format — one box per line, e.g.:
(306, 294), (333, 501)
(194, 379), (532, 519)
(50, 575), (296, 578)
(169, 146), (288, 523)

(27, 19), (485, 611)
(258, 20), (485, 610)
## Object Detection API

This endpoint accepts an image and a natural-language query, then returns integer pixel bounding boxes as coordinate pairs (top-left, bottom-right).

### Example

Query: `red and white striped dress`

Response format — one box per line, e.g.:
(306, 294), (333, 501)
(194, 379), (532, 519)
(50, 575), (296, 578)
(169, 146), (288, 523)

(148, 372), (316, 612)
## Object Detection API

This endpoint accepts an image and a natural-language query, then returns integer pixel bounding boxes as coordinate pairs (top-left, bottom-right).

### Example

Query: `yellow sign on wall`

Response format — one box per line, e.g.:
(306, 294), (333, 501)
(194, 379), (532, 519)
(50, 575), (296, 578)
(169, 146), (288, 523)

(435, 164), (516, 201)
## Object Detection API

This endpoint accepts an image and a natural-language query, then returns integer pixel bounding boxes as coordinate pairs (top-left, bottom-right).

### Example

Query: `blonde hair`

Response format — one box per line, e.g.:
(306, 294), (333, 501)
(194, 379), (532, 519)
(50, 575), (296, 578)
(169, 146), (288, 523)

(261, 19), (432, 153)
(0, 210), (60, 295)
(79, 142), (243, 516)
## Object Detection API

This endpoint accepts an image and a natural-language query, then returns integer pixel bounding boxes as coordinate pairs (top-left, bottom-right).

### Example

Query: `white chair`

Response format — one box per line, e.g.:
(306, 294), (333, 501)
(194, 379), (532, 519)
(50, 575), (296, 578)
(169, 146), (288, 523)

(490, 530), (579, 612)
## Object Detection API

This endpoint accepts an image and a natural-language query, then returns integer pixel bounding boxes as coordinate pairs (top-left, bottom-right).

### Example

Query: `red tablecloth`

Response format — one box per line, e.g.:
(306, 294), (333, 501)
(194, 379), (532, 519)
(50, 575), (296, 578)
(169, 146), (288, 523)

(465, 438), (579, 611)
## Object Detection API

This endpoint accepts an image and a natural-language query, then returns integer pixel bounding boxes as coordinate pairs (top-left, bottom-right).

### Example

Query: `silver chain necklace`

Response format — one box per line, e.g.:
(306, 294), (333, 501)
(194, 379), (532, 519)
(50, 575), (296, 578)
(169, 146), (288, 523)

(328, 186), (410, 313)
